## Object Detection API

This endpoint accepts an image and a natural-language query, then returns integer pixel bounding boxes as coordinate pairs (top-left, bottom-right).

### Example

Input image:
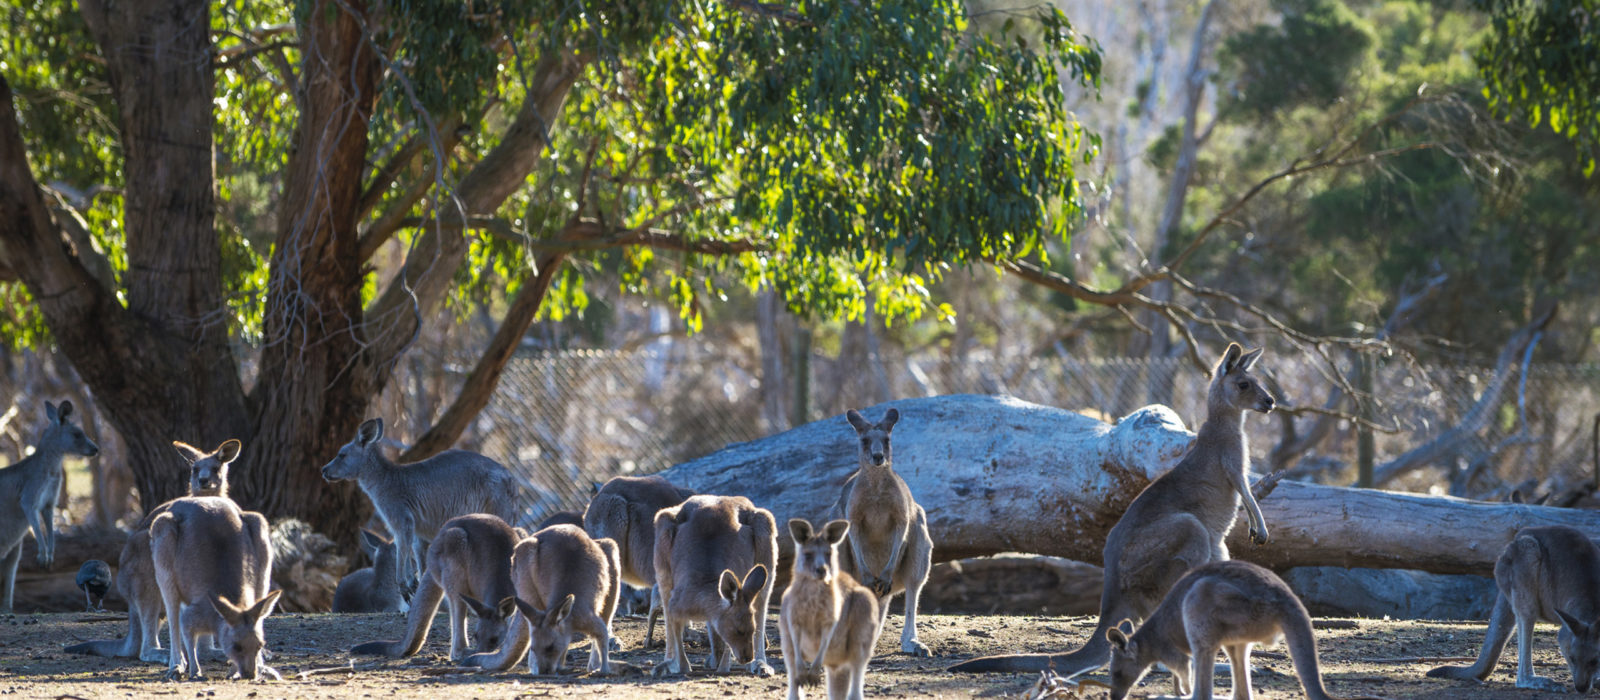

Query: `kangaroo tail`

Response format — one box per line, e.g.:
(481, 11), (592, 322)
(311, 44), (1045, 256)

(1281, 600), (1389, 700)
(64, 610), (140, 658)
(1425, 590), (1511, 683)
(351, 575), (445, 657)
(947, 617), (1113, 674)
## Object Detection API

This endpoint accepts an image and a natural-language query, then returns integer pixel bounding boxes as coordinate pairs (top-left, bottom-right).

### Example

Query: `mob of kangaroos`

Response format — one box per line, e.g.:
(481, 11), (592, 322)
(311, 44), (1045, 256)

(1, 400), (99, 612)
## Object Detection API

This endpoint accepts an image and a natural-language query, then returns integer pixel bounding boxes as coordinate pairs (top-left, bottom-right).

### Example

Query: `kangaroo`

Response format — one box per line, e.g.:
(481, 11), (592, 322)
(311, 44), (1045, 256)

(350, 513), (519, 662)
(66, 438), (239, 662)
(951, 343), (1275, 674)
(1427, 525), (1600, 693)
(1, 400), (99, 611)
(651, 494), (778, 677)
(584, 474), (695, 648)
(781, 518), (880, 700)
(837, 408), (933, 656)
(468, 524), (622, 674)
(149, 496), (280, 680)
(331, 529), (408, 613)
(320, 417), (521, 591)
(1105, 560), (1385, 700)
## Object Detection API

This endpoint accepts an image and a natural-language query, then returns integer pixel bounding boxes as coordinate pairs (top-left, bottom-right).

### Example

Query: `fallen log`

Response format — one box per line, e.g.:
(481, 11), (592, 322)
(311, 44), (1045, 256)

(656, 394), (1600, 577)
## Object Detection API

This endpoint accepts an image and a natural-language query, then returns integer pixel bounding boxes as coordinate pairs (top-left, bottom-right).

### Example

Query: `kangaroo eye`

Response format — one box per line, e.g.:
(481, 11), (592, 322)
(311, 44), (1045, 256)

(1236, 381), (1249, 390)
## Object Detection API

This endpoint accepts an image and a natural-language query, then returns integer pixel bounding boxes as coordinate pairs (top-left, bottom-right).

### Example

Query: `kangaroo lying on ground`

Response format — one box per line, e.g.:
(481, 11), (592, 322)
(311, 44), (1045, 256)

(66, 439), (237, 662)
(584, 474), (695, 647)
(652, 494), (778, 677)
(321, 418), (521, 591)
(467, 524), (622, 674)
(351, 513), (519, 662)
(1106, 560), (1385, 700)
(149, 496), (281, 680)
(951, 343), (1275, 674)
(781, 518), (880, 700)
(838, 408), (932, 656)
(331, 529), (407, 613)
(1, 400), (99, 611)
(1427, 525), (1600, 693)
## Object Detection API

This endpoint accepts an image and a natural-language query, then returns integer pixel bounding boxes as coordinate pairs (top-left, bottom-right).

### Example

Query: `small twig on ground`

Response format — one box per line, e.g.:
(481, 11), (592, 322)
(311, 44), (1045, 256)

(1313, 619), (1360, 629)
(1360, 655), (1476, 664)
(295, 660), (389, 679)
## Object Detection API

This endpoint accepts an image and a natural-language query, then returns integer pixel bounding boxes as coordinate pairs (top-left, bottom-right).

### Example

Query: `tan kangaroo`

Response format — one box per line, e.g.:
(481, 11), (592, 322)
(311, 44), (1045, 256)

(951, 343), (1274, 674)
(320, 418), (521, 591)
(584, 474), (695, 648)
(350, 513), (519, 662)
(1106, 560), (1386, 700)
(781, 519), (880, 700)
(66, 439), (238, 662)
(838, 408), (933, 656)
(331, 529), (408, 613)
(1, 400), (99, 611)
(468, 524), (622, 674)
(652, 494), (778, 677)
(1428, 525), (1600, 693)
(149, 496), (280, 680)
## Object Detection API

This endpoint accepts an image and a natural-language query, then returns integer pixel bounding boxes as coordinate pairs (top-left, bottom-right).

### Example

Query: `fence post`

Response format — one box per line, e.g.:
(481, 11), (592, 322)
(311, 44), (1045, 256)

(793, 325), (812, 425)
(1357, 352), (1375, 488)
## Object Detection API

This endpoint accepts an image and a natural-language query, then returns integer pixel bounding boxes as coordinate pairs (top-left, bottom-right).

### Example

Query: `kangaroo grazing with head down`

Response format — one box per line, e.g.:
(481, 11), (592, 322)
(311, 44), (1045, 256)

(350, 513), (519, 662)
(838, 407), (933, 656)
(1428, 525), (1600, 693)
(331, 529), (408, 614)
(1106, 560), (1386, 700)
(1, 400), (99, 611)
(781, 518), (880, 700)
(149, 496), (281, 680)
(66, 438), (238, 662)
(320, 418), (521, 592)
(584, 474), (695, 648)
(467, 524), (622, 675)
(951, 343), (1274, 674)
(652, 494), (778, 677)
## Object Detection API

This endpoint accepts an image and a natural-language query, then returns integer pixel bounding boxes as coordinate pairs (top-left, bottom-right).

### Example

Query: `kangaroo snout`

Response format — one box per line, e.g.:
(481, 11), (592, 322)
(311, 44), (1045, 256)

(1257, 396), (1275, 413)
(870, 453), (886, 466)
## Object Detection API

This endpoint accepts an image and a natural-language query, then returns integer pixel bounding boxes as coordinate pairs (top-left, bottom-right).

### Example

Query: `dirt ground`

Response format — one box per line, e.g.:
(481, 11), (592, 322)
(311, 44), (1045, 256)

(0, 608), (1581, 698)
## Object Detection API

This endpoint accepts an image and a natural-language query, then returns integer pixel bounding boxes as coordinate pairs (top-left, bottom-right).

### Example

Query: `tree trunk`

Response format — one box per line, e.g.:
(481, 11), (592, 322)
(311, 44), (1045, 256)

(656, 394), (1600, 576)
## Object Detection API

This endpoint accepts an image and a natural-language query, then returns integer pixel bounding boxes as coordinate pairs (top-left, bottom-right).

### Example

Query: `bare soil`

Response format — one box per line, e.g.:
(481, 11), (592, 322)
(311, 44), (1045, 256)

(0, 609), (1578, 698)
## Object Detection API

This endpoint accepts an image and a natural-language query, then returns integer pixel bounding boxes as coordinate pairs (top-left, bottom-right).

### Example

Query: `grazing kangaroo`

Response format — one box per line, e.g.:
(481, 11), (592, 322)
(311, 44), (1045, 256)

(351, 513), (519, 662)
(584, 474), (695, 647)
(468, 524), (622, 674)
(837, 407), (933, 656)
(320, 418), (521, 591)
(1427, 525), (1600, 693)
(1106, 560), (1385, 700)
(951, 343), (1275, 674)
(652, 494), (778, 677)
(331, 529), (408, 613)
(1, 400), (99, 611)
(781, 519), (880, 700)
(149, 496), (280, 680)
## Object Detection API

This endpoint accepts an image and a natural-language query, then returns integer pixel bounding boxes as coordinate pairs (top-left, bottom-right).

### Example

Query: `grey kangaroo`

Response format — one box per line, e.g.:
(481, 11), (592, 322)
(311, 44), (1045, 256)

(321, 417), (521, 591)
(66, 439), (238, 662)
(1106, 560), (1386, 700)
(351, 513), (519, 662)
(951, 343), (1274, 674)
(1428, 525), (1600, 693)
(838, 408), (933, 656)
(583, 474), (694, 648)
(781, 519), (880, 700)
(467, 524), (622, 675)
(1, 400), (99, 611)
(652, 494), (778, 677)
(331, 529), (407, 614)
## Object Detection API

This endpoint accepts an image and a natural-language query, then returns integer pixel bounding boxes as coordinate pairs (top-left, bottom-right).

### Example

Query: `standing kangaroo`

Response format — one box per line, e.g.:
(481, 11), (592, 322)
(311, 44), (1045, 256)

(1106, 560), (1386, 700)
(652, 494), (779, 677)
(321, 418), (521, 591)
(351, 513), (519, 662)
(781, 518), (880, 700)
(1, 400), (99, 611)
(331, 529), (408, 613)
(67, 439), (239, 662)
(1427, 526), (1600, 693)
(467, 524), (622, 675)
(951, 343), (1275, 674)
(583, 474), (695, 648)
(149, 496), (281, 680)
(838, 407), (933, 656)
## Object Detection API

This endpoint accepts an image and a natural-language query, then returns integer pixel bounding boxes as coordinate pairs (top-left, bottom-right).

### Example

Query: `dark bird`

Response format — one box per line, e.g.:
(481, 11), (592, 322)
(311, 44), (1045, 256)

(75, 559), (111, 612)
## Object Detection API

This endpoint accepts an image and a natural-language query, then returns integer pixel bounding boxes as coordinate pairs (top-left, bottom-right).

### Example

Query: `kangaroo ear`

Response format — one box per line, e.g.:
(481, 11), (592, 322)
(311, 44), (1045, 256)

(511, 597), (542, 623)
(821, 519), (851, 545)
(740, 564), (769, 600)
(460, 594), (495, 619)
(549, 594), (575, 626)
(1106, 627), (1129, 650)
(788, 518), (814, 545)
(44, 401), (59, 424)
(845, 409), (872, 433)
(879, 408), (899, 431)
(172, 441), (206, 464)
(212, 595), (246, 626)
(56, 400), (74, 421)
(1237, 347), (1265, 372)
(357, 418), (384, 446)
(718, 570), (741, 603)
(359, 529), (384, 551)
(245, 590), (282, 624)
(1218, 343), (1244, 375)
(497, 596), (519, 621)
(215, 439), (242, 464)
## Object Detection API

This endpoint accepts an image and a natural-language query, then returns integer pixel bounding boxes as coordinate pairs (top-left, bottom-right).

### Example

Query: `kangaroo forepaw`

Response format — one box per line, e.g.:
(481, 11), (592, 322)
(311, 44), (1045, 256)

(651, 661), (683, 678)
(1249, 527), (1269, 545)
(608, 636), (623, 652)
(749, 660), (775, 677)
(799, 662), (823, 687)
(869, 578), (892, 598)
(903, 638), (932, 657)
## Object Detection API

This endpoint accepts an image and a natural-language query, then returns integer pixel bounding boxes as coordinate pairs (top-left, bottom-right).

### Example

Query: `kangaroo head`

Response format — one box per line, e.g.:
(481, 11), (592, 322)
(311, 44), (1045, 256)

(846, 408), (898, 468)
(361, 529), (401, 584)
(1209, 343), (1275, 415)
(461, 593), (518, 655)
(512, 594), (576, 675)
(212, 590), (281, 681)
(1556, 609), (1600, 693)
(711, 564), (769, 665)
(789, 518), (850, 582)
(44, 400), (100, 458)
(1106, 619), (1154, 700)
(173, 439), (241, 497)
(322, 418), (383, 482)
